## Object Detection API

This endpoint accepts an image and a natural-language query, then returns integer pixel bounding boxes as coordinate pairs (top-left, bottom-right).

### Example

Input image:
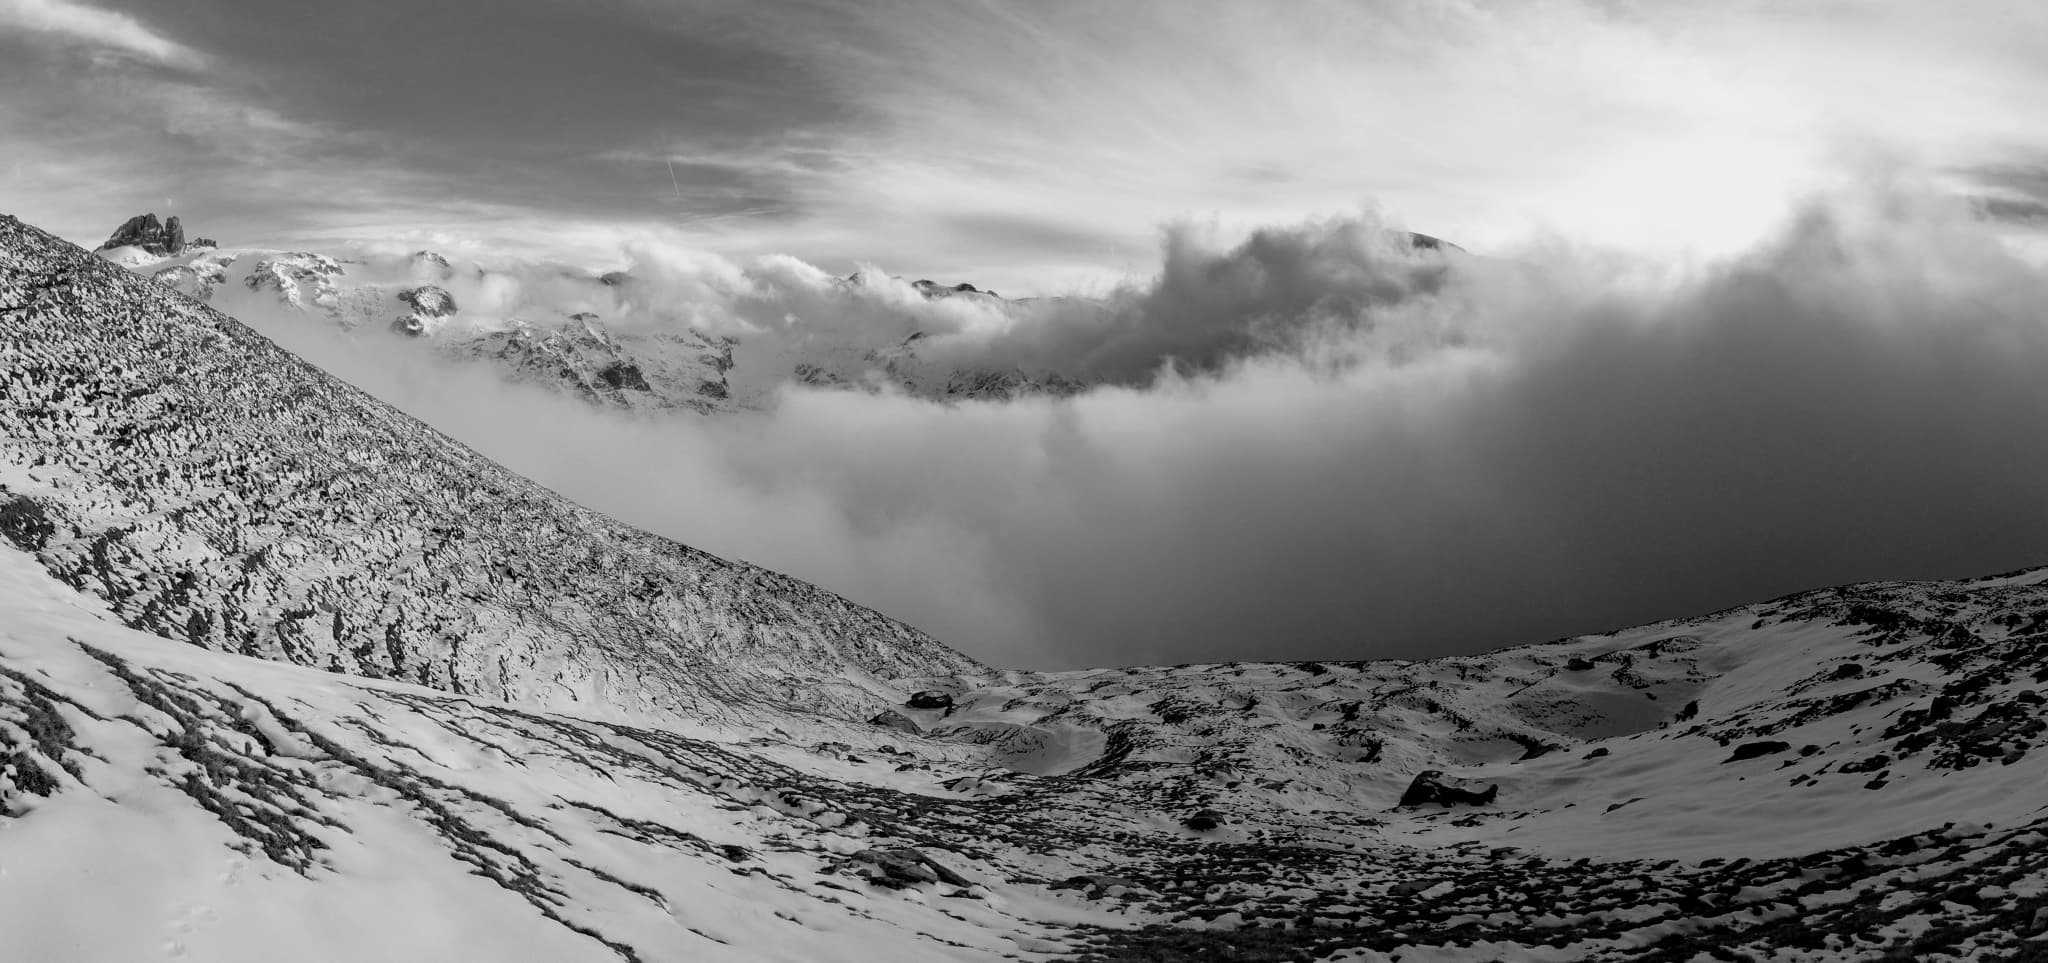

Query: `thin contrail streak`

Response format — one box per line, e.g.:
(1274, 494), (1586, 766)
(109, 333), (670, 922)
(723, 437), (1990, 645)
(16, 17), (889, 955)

(667, 159), (683, 199)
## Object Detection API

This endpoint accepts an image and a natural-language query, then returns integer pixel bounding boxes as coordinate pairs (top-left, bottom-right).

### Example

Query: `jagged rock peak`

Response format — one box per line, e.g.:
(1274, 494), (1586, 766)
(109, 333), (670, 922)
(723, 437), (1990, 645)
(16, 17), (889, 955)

(96, 212), (196, 256)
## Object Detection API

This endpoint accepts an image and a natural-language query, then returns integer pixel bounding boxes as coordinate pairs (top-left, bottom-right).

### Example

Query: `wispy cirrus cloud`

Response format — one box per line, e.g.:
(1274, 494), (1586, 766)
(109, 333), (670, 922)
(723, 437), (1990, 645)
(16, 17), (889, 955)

(0, 0), (204, 66)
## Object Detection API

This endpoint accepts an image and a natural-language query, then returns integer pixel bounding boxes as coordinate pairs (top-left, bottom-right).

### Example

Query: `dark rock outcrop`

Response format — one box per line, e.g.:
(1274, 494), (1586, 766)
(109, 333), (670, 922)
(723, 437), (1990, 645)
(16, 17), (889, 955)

(907, 691), (955, 710)
(1398, 770), (1499, 807)
(1725, 740), (1792, 762)
(832, 847), (971, 889)
(96, 213), (192, 256)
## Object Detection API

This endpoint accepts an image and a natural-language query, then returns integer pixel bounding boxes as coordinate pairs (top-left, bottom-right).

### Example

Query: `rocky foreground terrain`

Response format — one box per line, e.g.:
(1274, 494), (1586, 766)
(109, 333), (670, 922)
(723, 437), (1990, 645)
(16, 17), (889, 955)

(5, 212), (2048, 960)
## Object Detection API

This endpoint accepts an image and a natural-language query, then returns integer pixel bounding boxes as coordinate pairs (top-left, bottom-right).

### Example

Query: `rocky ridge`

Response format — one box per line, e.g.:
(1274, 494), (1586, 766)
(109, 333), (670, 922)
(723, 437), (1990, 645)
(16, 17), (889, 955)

(1, 213), (981, 725)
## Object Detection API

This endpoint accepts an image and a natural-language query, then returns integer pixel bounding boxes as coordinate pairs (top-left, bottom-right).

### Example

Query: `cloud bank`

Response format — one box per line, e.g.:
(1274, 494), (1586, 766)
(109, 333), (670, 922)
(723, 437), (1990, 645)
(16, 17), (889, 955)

(237, 183), (2048, 670)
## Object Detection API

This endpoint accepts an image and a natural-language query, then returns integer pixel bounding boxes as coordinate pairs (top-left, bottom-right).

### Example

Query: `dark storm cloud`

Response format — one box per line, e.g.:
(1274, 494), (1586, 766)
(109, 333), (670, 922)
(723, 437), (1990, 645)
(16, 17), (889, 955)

(239, 186), (2048, 670)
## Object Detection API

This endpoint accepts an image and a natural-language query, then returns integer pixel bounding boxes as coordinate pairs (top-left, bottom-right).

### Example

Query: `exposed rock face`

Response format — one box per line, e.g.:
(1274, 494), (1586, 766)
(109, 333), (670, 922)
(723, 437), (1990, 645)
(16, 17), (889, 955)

(0, 214), (982, 724)
(96, 213), (191, 256)
(906, 690), (955, 710)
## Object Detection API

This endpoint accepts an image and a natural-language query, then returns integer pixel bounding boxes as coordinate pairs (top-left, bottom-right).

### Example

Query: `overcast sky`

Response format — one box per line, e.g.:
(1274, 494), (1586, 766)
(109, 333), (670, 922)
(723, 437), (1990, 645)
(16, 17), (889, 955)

(8, 1), (2048, 670)
(6, 0), (2048, 292)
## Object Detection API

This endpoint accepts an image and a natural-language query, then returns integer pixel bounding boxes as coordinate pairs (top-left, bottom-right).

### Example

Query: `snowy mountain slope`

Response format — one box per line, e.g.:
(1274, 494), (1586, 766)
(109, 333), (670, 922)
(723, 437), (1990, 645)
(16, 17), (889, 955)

(1, 214), (981, 725)
(9, 209), (2048, 959)
(7, 542), (2048, 961)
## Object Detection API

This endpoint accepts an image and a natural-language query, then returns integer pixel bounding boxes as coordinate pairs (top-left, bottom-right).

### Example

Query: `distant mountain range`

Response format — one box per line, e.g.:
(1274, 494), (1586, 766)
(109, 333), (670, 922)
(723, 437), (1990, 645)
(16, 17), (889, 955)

(95, 213), (1096, 414)
(5, 210), (2047, 961)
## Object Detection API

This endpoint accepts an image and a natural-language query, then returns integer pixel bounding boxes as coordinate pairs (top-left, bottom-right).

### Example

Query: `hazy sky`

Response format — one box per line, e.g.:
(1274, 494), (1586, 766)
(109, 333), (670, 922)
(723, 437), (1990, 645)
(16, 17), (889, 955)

(8, 1), (2048, 671)
(6, 0), (2048, 292)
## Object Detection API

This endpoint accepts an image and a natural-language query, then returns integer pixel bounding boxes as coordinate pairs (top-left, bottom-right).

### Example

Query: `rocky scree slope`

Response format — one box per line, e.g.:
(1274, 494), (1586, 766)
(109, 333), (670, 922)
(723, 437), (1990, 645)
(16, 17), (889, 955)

(0, 214), (980, 724)
(4, 537), (2048, 961)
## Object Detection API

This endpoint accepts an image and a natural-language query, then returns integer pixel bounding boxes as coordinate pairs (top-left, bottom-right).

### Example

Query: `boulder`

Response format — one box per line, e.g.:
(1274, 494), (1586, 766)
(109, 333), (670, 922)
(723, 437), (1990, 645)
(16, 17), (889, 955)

(906, 690), (954, 711)
(1182, 808), (1228, 831)
(1397, 770), (1499, 807)
(868, 710), (922, 734)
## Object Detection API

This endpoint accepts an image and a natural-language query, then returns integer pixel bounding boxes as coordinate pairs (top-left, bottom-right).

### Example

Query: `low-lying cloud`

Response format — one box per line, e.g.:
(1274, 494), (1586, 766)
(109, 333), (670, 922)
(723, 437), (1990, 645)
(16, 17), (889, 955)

(241, 184), (2048, 671)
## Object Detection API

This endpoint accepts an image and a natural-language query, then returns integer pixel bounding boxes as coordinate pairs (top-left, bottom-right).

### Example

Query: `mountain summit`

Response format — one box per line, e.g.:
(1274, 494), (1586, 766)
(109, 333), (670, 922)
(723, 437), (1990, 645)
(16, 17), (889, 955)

(95, 212), (213, 257)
